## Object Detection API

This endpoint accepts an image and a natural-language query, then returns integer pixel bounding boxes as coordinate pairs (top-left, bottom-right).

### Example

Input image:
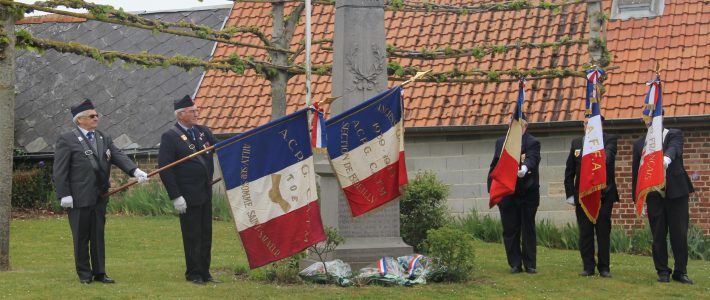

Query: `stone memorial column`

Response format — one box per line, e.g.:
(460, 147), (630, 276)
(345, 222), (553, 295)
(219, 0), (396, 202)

(314, 0), (412, 270)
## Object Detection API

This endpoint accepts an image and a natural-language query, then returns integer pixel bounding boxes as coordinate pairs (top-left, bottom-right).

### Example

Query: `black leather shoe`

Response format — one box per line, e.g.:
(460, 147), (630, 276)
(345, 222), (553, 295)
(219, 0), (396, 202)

(205, 277), (222, 283)
(188, 278), (206, 285)
(511, 266), (522, 273)
(525, 267), (537, 274)
(79, 279), (92, 284)
(599, 270), (612, 278)
(672, 274), (694, 284)
(94, 275), (115, 283)
(578, 270), (595, 276)
(657, 273), (670, 283)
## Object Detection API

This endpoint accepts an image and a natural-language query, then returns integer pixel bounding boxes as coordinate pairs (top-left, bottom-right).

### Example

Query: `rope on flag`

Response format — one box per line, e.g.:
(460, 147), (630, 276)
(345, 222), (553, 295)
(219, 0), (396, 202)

(309, 102), (327, 149)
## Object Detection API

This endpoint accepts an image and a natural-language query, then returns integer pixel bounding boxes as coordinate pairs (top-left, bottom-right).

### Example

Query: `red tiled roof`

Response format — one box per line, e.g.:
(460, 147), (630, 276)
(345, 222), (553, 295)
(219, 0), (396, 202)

(196, 0), (710, 134)
(16, 14), (86, 25)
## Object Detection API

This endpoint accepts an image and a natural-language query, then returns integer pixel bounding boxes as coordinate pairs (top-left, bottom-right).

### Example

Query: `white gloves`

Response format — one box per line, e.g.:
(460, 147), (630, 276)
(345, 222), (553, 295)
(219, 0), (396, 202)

(60, 196), (74, 208)
(566, 196), (575, 206)
(663, 156), (671, 170)
(133, 168), (149, 183)
(517, 165), (528, 178)
(172, 196), (187, 214)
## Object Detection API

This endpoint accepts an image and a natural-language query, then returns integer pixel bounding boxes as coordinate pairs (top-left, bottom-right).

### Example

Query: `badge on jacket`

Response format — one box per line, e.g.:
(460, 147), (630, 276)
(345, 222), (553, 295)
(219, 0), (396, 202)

(521, 153), (526, 161)
(105, 149), (112, 161)
(574, 149), (581, 157)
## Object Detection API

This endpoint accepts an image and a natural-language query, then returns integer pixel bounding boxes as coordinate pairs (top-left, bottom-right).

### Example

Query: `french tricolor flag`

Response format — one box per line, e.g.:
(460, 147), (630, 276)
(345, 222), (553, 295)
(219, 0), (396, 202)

(310, 102), (327, 149)
(489, 78), (526, 208)
(215, 109), (326, 269)
(578, 68), (607, 223)
(635, 76), (665, 216)
(325, 86), (408, 217)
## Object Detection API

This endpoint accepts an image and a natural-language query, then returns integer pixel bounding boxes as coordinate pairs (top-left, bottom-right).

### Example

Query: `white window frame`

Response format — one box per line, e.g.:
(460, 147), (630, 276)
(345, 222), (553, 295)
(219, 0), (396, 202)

(610, 0), (665, 20)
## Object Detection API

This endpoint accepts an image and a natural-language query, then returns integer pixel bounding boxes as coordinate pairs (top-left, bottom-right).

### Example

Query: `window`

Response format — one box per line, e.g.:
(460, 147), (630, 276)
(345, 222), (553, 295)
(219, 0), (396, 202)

(611, 0), (665, 20)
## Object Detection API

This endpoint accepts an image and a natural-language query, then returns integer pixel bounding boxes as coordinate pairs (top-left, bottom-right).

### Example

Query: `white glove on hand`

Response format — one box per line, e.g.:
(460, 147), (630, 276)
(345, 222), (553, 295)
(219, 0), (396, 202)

(566, 196), (575, 206)
(663, 156), (671, 170)
(172, 196), (187, 214)
(60, 196), (73, 208)
(133, 168), (149, 183)
(517, 165), (528, 178)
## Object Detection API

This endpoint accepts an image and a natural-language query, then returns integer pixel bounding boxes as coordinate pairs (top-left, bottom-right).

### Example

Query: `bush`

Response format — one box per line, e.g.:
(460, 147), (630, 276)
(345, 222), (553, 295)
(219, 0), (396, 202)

(688, 225), (710, 261)
(536, 219), (563, 249)
(424, 226), (476, 282)
(559, 223), (579, 250)
(610, 225), (632, 253)
(400, 171), (450, 251)
(451, 211), (502, 243)
(11, 161), (57, 211)
(629, 226), (653, 256)
(249, 252), (305, 284)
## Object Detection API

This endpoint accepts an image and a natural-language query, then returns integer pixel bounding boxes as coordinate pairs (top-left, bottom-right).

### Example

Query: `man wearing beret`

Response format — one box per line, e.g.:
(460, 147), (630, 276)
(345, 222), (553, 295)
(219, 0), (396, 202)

(487, 113), (541, 274)
(53, 99), (149, 284)
(158, 95), (219, 285)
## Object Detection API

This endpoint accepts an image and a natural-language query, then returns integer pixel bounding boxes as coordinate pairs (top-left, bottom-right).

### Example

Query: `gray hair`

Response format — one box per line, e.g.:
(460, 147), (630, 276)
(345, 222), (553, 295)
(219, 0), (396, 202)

(174, 107), (186, 118)
(72, 110), (91, 124)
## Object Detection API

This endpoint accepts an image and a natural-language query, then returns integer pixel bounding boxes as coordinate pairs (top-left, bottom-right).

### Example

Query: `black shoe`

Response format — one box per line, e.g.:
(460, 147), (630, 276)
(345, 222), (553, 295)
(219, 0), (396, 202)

(204, 277), (222, 283)
(511, 266), (522, 273)
(672, 274), (694, 285)
(578, 270), (595, 277)
(94, 275), (115, 284)
(657, 273), (670, 283)
(599, 270), (612, 278)
(79, 279), (92, 284)
(525, 267), (537, 274)
(188, 278), (206, 285)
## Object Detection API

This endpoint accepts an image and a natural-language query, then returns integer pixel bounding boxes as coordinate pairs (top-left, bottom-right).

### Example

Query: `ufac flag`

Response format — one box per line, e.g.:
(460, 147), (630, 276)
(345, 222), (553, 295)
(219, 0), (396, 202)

(578, 69), (607, 223)
(325, 86), (408, 217)
(215, 109), (326, 269)
(635, 76), (665, 216)
(489, 78), (526, 208)
(310, 102), (327, 149)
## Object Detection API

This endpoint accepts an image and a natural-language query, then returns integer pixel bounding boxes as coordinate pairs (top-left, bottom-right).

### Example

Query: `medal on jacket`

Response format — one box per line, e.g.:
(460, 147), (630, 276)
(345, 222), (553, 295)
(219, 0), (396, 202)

(521, 153), (526, 161)
(180, 134), (196, 150)
(574, 149), (581, 157)
(105, 149), (112, 161)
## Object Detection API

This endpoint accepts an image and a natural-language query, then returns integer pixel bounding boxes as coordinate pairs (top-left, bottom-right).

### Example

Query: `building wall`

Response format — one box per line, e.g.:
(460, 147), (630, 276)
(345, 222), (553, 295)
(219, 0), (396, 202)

(405, 126), (710, 235)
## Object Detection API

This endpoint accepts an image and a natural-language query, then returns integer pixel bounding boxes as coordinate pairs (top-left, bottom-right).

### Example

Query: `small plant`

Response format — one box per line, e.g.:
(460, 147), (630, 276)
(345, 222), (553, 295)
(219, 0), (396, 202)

(629, 226), (653, 256)
(610, 225), (632, 253)
(536, 219), (563, 249)
(249, 252), (305, 284)
(306, 226), (344, 282)
(401, 171), (450, 251)
(559, 223), (579, 250)
(424, 226), (476, 282)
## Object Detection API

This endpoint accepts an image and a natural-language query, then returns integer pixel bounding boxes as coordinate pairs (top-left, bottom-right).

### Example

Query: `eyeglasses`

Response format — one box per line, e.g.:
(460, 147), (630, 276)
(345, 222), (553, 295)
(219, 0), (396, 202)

(80, 114), (100, 119)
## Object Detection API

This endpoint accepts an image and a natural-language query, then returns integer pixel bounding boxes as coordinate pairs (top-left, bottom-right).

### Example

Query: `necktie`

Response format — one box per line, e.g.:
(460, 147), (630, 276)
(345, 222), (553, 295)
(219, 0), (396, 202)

(87, 131), (94, 141)
(187, 128), (196, 141)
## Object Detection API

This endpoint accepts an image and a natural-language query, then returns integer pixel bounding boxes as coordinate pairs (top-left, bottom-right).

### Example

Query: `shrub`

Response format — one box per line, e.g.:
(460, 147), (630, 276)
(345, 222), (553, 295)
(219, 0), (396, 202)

(307, 227), (344, 282)
(559, 223), (579, 250)
(609, 225), (632, 253)
(424, 226), (476, 282)
(687, 225), (710, 261)
(400, 171), (450, 251)
(536, 219), (563, 249)
(451, 210), (502, 243)
(11, 161), (57, 211)
(629, 226), (653, 256)
(249, 252), (305, 284)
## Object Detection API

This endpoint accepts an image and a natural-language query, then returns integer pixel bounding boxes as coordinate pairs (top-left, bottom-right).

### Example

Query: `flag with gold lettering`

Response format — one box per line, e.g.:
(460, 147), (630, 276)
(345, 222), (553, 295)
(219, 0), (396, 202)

(578, 68), (607, 223)
(215, 109), (326, 269)
(635, 76), (665, 216)
(325, 86), (408, 217)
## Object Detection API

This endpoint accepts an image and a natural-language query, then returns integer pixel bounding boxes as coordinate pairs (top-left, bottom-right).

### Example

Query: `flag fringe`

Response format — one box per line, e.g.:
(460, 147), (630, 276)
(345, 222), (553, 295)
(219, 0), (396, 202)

(578, 183), (606, 199)
(635, 183), (666, 217)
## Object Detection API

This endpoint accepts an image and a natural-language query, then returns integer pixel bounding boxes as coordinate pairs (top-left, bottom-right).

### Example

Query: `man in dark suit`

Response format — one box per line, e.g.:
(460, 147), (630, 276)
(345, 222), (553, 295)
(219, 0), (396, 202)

(564, 117), (618, 278)
(53, 99), (149, 284)
(487, 115), (541, 274)
(158, 95), (219, 285)
(632, 123), (695, 284)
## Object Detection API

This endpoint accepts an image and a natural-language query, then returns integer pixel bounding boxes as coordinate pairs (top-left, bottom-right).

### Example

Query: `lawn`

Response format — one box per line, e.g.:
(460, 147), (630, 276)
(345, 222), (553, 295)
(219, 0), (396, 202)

(1, 216), (708, 299)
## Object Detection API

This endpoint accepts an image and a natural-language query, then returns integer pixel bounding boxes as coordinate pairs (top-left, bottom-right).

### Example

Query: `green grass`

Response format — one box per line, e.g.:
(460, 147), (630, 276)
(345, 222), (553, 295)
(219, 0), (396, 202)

(2, 216), (710, 299)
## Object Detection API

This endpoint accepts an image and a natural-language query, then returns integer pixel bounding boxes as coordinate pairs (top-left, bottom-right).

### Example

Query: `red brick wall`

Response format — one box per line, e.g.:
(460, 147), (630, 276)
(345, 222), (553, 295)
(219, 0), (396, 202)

(612, 128), (710, 234)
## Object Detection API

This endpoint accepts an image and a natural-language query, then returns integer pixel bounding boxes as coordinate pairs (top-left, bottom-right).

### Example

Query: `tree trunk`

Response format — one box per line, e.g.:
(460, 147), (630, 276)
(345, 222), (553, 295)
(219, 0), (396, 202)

(0, 6), (16, 272)
(269, 3), (304, 120)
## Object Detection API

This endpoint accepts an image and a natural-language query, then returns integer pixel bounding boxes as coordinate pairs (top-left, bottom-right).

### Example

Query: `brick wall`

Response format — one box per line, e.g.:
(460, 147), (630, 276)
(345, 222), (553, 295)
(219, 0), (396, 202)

(612, 128), (710, 234)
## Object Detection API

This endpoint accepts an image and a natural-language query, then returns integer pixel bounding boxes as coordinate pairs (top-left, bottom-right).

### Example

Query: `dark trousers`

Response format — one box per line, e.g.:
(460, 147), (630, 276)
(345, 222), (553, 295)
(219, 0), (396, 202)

(499, 198), (538, 269)
(179, 200), (213, 281)
(68, 199), (107, 281)
(576, 198), (614, 272)
(646, 193), (689, 275)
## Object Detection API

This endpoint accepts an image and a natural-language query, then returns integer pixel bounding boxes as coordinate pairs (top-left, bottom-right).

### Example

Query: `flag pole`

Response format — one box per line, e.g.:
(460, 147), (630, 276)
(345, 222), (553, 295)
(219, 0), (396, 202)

(105, 145), (215, 197)
(304, 0), (313, 108)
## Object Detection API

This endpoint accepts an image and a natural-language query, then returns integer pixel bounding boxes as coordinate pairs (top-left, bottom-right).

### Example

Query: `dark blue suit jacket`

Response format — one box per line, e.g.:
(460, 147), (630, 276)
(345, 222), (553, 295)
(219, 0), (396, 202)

(487, 132), (541, 207)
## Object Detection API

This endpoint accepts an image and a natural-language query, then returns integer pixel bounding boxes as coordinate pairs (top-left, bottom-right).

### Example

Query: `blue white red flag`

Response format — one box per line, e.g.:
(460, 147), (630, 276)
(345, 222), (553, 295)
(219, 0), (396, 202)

(635, 76), (665, 216)
(578, 68), (607, 223)
(309, 102), (327, 149)
(215, 109), (326, 269)
(325, 87), (408, 217)
(488, 78), (526, 208)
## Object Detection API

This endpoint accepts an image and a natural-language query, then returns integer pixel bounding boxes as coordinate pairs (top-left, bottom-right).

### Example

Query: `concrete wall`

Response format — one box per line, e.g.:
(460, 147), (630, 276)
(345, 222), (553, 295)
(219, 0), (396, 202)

(404, 132), (579, 226)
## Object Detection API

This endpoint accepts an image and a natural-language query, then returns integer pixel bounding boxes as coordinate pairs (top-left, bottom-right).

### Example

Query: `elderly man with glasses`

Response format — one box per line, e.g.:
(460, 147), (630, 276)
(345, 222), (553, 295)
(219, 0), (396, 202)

(53, 99), (149, 284)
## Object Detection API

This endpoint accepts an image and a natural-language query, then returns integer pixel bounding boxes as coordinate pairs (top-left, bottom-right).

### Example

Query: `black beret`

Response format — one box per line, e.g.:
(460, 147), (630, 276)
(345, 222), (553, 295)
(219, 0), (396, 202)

(70, 99), (95, 117)
(174, 95), (194, 110)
